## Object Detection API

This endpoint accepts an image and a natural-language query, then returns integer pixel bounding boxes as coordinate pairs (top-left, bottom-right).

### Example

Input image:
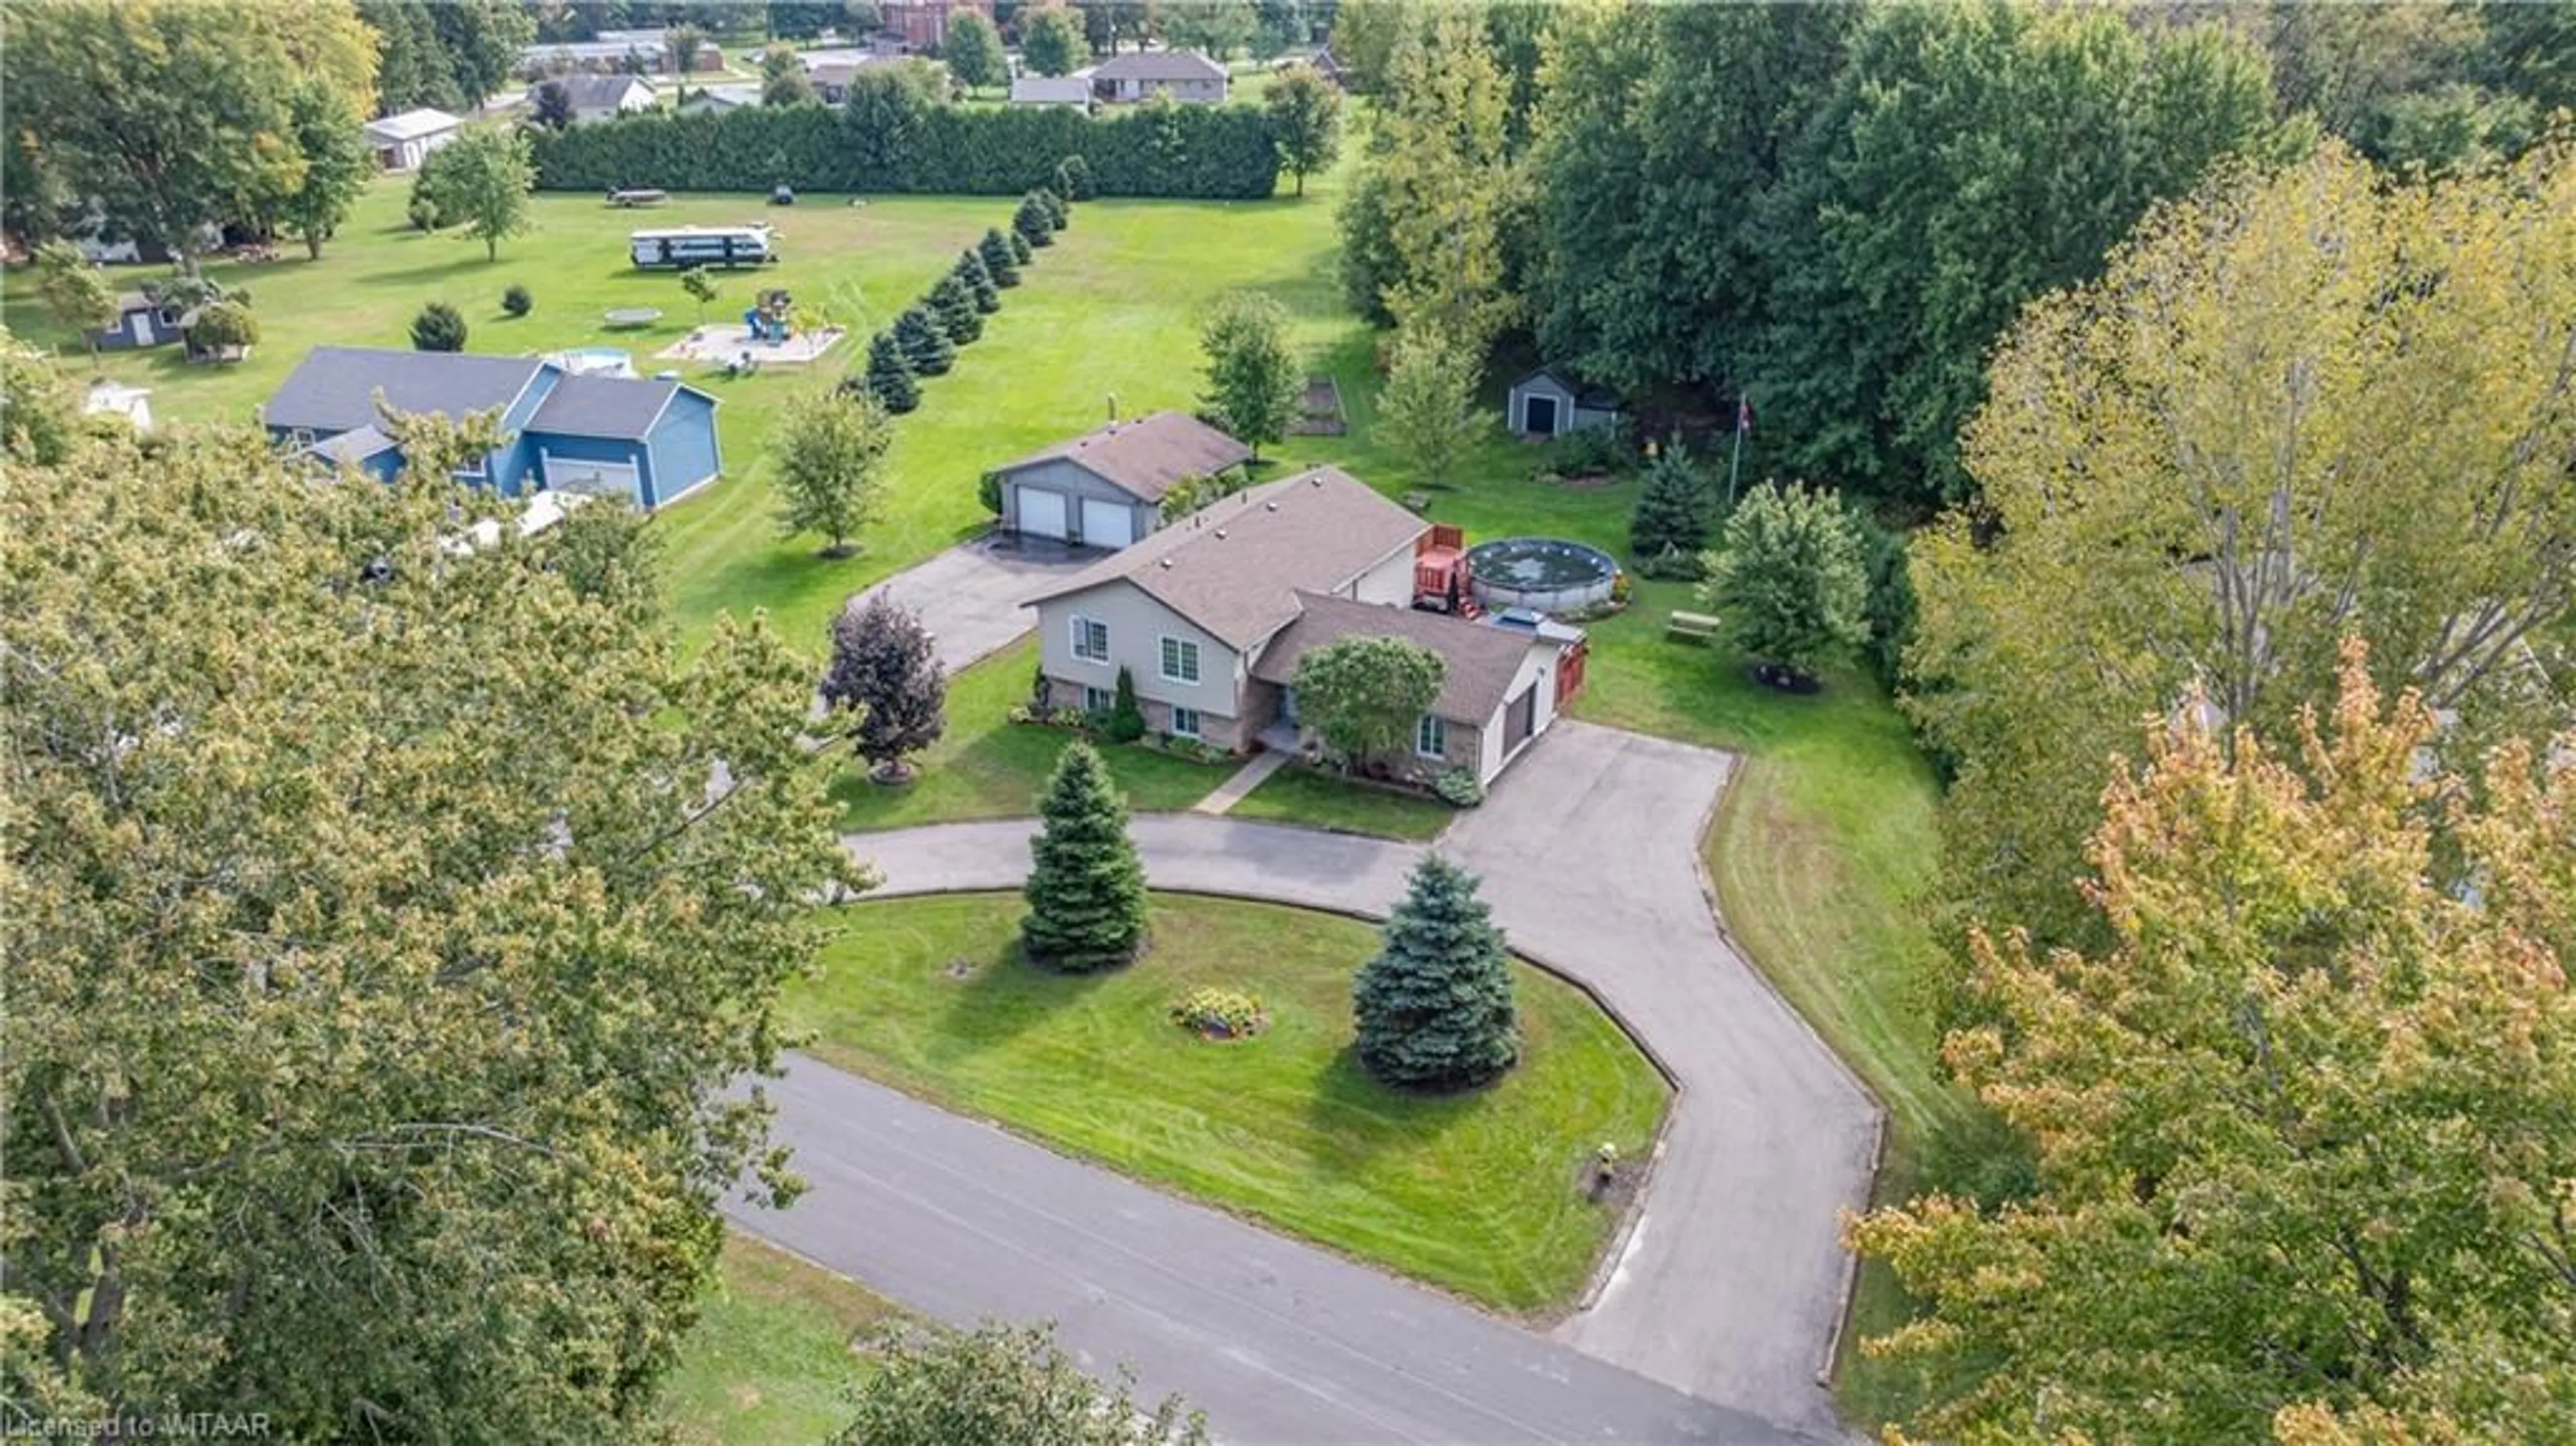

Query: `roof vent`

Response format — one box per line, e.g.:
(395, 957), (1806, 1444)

(1265, 501), (1279, 511)
(1159, 558), (1173, 568)
(1309, 474), (1323, 486)
(1214, 529), (1228, 539)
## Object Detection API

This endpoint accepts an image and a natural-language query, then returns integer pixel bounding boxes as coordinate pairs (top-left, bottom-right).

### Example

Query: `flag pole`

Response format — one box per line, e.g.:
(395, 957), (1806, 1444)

(1725, 397), (1747, 512)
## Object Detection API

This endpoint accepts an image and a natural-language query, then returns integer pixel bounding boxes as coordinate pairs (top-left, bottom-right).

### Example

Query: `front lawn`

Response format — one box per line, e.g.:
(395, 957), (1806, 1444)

(1229, 763), (1456, 840)
(785, 893), (1670, 1312)
(660, 1233), (902, 1446)
(831, 637), (1232, 830)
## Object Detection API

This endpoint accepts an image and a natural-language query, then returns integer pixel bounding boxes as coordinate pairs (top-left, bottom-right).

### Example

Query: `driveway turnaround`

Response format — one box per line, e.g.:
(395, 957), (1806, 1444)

(735, 1058), (1813, 1445)
(849, 533), (1093, 672)
(743, 722), (1879, 1439)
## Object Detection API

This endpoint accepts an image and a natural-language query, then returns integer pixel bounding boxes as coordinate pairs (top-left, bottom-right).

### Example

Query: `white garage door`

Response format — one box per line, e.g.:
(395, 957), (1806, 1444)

(545, 454), (643, 505)
(1081, 497), (1136, 550)
(1017, 486), (1069, 539)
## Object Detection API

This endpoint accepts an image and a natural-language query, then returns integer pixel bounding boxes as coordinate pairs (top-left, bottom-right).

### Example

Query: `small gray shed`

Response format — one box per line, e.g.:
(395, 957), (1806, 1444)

(1507, 367), (1623, 439)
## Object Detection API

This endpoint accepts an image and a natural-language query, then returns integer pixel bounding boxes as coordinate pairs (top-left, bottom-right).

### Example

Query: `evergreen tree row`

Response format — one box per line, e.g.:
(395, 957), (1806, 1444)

(848, 189), (1067, 419)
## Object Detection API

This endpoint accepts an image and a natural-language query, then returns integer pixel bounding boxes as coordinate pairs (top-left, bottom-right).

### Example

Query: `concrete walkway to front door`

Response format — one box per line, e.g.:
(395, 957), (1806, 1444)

(1188, 747), (1289, 814)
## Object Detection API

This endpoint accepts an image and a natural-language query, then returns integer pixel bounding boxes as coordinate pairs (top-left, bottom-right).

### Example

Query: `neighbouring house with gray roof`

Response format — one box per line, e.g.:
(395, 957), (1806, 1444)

(987, 411), (1254, 551)
(543, 72), (660, 124)
(1087, 49), (1229, 104)
(1021, 467), (1585, 782)
(1506, 366), (1623, 439)
(677, 83), (763, 115)
(261, 346), (721, 509)
(1010, 74), (1093, 110)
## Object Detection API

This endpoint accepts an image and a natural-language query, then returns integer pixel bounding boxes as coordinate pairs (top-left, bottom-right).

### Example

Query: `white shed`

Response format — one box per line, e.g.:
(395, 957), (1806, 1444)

(1505, 366), (1623, 439)
(362, 108), (465, 172)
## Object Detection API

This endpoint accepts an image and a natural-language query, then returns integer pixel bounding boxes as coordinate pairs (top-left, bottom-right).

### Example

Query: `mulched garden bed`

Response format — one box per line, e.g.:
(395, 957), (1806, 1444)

(1288, 376), (1348, 436)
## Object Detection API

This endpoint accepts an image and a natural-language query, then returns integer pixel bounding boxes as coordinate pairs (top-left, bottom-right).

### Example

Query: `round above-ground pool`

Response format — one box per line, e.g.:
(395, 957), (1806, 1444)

(1468, 537), (1619, 615)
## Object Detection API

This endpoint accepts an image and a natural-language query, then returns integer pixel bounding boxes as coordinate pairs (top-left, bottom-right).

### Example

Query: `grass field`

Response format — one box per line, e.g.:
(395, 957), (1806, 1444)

(786, 892), (1670, 1312)
(660, 1233), (901, 1446)
(831, 637), (1234, 829)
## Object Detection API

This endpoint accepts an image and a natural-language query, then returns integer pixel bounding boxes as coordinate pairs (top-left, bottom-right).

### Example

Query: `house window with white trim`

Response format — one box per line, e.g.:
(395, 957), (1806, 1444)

(1169, 706), (1202, 739)
(1415, 715), (1446, 760)
(1071, 615), (1110, 664)
(1159, 635), (1199, 684)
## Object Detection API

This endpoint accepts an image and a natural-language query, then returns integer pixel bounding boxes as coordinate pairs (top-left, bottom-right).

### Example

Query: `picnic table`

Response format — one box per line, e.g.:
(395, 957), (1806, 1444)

(602, 307), (663, 329)
(1666, 609), (1721, 643)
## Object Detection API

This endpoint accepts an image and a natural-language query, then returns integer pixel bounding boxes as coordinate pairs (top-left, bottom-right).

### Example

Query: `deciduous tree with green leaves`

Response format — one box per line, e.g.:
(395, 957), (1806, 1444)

(1020, 6), (1089, 77)
(1356, 8), (1517, 354)
(1291, 634), (1444, 773)
(1910, 138), (2576, 951)
(1698, 482), (1865, 688)
(680, 266), (718, 323)
(943, 8), (1008, 92)
(1, 419), (862, 1437)
(421, 125), (536, 262)
(1160, 0), (1253, 61)
(1375, 322), (1479, 492)
(666, 23), (708, 101)
(1265, 61), (1343, 197)
(280, 78), (374, 260)
(773, 382), (894, 557)
(761, 42), (818, 106)
(1020, 739), (1149, 972)
(1352, 855), (1519, 1090)
(32, 240), (116, 368)
(1197, 291), (1299, 461)
(834, 1321), (1210, 1445)
(1851, 643), (2576, 1445)
(1758, 1), (2282, 507)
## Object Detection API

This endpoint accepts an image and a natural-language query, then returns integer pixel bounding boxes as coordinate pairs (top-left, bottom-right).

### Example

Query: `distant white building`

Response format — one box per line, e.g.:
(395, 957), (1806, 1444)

(84, 380), (154, 433)
(1010, 75), (1092, 110)
(362, 108), (464, 172)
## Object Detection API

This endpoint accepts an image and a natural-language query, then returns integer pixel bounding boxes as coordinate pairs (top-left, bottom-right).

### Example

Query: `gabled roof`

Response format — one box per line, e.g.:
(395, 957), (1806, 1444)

(264, 348), (547, 435)
(1511, 366), (1621, 412)
(682, 83), (762, 111)
(530, 374), (712, 440)
(1252, 592), (1552, 725)
(551, 72), (657, 110)
(364, 107), (464, 142)
(991, 411), (1252, 503)
(1024, 467), (1427, 651)
(1011, 76), (1092, 102)
(304, 425), (400, 466)
(1091, 49), (1228, 83)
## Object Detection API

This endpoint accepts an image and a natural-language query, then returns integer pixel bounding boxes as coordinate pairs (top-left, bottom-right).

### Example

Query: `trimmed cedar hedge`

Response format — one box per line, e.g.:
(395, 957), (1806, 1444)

(528, 103), (1281, 200)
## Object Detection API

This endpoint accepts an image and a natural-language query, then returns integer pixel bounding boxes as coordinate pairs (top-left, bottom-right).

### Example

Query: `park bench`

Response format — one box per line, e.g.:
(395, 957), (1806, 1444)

(1666, 610), (1722, 643)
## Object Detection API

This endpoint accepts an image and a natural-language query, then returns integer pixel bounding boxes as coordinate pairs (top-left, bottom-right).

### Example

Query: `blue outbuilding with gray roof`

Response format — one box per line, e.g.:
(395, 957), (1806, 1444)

(262, 345), (721, 509)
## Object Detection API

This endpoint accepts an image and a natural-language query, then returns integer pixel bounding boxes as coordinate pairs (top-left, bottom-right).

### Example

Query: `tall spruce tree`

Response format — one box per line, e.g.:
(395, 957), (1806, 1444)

(955, 249), (1002, 313)
(979, 227), (1023, 287)
(1628, 444), (1710, 577)
(894, 305), (955, 376)
(822, 591), (948, 782)
(859, 332), (919, 414)
(1352, 855), (1519, 1089)
(1037, 185), (1069, 230)
(927, 273), (983, 345)
(1008, 226), (1034, 266)
(1020, 740), (1149, 972)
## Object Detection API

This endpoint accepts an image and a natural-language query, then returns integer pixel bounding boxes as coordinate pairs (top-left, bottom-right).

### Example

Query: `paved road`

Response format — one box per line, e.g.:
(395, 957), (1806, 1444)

(746, 723), (1879, 1437)
(850, 533), (1093, 672)
(734, 1059), (1813, 1445)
